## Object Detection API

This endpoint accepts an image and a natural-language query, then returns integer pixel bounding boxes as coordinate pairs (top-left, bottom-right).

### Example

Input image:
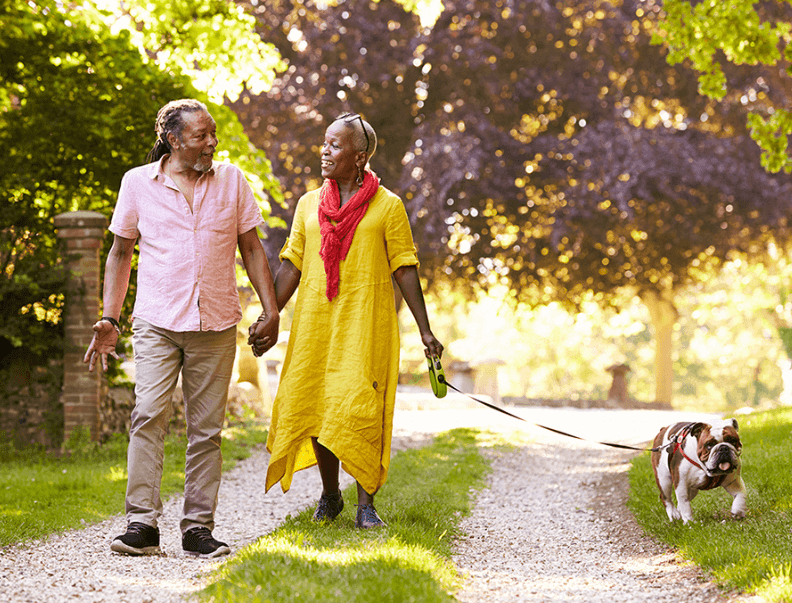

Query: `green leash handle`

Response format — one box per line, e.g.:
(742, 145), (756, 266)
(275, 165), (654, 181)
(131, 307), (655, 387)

(427, 354), (447, 398)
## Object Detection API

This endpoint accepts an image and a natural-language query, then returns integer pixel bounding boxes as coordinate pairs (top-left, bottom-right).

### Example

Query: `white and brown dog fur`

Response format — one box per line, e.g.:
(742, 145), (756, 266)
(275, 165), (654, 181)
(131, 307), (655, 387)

(651, 419), (746, 524)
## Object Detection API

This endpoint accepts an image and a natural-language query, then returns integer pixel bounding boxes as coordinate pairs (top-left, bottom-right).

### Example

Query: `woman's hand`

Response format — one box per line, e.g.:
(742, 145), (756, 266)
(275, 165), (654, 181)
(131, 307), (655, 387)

(248, 312), (279, 357)
(83, 320), (120, 372)
(421, 330), (444, 360)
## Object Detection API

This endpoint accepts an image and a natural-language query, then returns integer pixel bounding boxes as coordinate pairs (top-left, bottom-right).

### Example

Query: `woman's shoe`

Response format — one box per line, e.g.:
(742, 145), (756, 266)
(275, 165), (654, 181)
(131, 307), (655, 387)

(313, 492), (344, 522)
(355, 503), (386, 529)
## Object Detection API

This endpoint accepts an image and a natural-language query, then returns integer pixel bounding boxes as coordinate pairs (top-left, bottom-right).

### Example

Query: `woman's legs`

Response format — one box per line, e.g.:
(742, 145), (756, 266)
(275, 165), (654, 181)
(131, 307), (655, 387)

(311, 438), (345, 522)
(311, 438), (340, 495)
(311, 438), (375, 504)
(311, 438), (383, 528)
(356, 482), (374, 505)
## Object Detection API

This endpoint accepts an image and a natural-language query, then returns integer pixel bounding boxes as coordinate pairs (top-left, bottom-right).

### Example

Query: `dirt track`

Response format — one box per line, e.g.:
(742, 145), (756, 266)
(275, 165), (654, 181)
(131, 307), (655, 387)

(0, 402), (761, 602)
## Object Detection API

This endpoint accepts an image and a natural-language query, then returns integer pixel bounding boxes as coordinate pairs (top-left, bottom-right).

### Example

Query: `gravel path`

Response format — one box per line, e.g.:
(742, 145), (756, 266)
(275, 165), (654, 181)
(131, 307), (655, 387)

(0, 403), (763, 602)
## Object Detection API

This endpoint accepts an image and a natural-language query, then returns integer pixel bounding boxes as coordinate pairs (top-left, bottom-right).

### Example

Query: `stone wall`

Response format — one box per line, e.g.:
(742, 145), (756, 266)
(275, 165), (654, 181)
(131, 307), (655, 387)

(0, 362), (63, 449)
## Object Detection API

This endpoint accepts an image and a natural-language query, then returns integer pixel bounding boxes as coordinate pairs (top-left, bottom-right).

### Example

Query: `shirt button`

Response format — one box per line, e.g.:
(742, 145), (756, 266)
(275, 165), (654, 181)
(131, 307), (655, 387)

(373, 381), (378, 389)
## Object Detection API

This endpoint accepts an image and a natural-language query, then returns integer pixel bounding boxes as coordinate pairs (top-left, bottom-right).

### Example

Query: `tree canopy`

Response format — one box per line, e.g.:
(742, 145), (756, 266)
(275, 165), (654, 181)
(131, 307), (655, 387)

(233, 0), (792, 307)
(655, 0), (792, 173)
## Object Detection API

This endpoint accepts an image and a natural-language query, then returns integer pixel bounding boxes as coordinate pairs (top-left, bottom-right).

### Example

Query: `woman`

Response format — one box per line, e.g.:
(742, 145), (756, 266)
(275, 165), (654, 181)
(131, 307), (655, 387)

(250, 113), (443, 528)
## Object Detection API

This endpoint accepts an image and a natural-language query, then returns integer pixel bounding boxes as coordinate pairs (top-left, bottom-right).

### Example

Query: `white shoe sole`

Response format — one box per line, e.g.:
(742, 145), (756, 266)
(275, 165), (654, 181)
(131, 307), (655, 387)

(183, 545), (231, 559)
(110, 540), (162, 556)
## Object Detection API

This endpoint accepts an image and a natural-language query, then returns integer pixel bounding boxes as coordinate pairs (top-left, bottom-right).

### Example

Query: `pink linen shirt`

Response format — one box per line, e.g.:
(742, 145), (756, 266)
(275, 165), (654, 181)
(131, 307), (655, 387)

(109, 156), (263, 332)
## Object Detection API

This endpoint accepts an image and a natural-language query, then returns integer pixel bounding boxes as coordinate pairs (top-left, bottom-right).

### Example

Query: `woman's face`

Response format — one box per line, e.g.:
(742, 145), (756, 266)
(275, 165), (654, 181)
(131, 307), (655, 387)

(321, 121), (363, 182)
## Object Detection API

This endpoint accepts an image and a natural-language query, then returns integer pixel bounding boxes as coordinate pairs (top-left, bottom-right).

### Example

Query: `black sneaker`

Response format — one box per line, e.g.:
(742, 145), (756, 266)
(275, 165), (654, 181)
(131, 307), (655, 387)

(182, 527), (231, 558)
(110, 522), (161, 556)
(355, 504), (386, 529)
(312, 492), (344, 523)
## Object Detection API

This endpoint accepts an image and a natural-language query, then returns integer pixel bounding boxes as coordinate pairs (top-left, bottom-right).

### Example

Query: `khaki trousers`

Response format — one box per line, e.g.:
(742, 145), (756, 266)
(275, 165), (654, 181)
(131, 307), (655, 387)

(126, 319), (236, 534)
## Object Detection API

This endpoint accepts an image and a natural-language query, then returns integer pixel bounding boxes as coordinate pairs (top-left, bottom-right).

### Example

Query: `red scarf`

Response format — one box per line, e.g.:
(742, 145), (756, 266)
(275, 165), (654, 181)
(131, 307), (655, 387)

(318, 170), (380, 300)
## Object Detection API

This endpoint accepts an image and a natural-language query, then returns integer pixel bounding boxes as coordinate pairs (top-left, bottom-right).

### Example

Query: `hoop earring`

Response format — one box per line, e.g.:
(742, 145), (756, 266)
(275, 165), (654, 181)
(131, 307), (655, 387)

(356, 167), (364, 186)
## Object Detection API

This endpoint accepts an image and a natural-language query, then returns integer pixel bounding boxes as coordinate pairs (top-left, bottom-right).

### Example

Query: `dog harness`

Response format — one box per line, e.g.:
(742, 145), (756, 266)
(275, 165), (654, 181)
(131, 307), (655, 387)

(669, 424), (726, 490)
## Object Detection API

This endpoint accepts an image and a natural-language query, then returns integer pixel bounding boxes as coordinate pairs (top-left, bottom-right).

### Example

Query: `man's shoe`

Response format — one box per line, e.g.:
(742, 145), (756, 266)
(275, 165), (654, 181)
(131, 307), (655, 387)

(355, 504), (386, 529)
(182, 527), (231, 558)
(312, 491), (344, 523)
(110, 522), (161, 556)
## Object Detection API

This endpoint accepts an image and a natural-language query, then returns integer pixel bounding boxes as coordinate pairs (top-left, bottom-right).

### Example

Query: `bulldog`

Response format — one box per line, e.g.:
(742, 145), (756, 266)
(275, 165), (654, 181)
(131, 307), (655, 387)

(651, 419), (746, 524)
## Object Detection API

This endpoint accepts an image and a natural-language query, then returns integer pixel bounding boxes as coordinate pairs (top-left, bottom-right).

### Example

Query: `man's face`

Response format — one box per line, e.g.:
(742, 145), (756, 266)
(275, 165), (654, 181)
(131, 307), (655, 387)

(171, 110), (217, 173)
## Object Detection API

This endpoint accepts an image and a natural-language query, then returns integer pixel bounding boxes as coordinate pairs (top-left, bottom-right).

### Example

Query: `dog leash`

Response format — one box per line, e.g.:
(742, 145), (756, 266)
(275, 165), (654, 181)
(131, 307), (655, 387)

(428, 355), (673, 453)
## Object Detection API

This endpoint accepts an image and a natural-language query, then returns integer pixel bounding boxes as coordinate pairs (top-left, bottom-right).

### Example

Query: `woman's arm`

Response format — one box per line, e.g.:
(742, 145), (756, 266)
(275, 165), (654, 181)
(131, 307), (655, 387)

(393, 264), (443, 359)
(273, 259), (301, 312)
(248, 259), (301, 357)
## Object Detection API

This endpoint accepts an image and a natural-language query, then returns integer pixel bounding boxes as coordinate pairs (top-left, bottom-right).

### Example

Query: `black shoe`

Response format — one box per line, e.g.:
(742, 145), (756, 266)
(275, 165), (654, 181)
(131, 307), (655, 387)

(110, 522), (161, 556)
(182, 527), (231, 558)
(355, 504), (386, 529)
(312, 492), (344, 523)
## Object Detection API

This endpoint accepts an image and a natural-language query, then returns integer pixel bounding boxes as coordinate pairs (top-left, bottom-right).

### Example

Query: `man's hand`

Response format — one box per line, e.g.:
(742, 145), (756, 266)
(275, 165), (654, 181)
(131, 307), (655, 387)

(83, 320), (120, 372)
(248, 312), (279, 358)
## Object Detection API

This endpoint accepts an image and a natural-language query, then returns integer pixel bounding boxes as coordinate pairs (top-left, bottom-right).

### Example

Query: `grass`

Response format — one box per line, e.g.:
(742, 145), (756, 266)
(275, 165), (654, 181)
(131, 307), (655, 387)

(628, 407), (792, 602)
(199, 428), (493, 603)
(0, 420), (269, 547)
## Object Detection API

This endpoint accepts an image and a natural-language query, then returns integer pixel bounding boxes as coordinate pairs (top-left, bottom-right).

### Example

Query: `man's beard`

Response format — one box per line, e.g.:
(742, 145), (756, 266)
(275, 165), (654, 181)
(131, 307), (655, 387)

(194, 157), (213, 173)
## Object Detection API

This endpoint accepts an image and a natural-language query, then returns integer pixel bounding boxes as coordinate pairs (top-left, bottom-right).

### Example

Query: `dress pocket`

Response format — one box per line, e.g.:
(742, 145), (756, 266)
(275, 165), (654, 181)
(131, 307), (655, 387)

(341, 374), (385, 447)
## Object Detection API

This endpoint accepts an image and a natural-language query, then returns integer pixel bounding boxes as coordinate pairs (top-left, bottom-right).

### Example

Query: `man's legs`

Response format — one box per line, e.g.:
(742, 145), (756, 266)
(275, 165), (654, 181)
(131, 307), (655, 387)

(179, 326), (236, 534)
(125, 319), (183, 527)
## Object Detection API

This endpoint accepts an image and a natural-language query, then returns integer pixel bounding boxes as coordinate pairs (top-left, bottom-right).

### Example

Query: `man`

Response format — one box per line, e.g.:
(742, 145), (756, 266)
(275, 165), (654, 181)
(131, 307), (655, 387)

(84, 99), (278, 558)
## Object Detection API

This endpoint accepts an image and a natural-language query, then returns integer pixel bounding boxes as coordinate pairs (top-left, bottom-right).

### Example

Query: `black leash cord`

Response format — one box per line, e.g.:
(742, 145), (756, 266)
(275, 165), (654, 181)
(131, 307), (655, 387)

(438, 376), (671, 453)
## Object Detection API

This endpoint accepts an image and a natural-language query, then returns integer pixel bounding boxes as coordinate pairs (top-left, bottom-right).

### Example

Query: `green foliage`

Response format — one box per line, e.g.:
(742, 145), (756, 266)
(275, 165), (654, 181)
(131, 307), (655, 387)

(104, 0), (284, 102)
(0, 420), (268, 547)
(0, 0), (283, 374)
(628, 408), (792, 601)
(656, 0), (792, 172)
(236, 0), (792, 311)
(200, 428), (490, 603)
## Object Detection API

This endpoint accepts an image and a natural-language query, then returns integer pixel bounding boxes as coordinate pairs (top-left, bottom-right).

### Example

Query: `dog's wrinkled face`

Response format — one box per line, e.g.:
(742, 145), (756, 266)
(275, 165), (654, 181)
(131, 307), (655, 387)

(697, 419), (742, 475)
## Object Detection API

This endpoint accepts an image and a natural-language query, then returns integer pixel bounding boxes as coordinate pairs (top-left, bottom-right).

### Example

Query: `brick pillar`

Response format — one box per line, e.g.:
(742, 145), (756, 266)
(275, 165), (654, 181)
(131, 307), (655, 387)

(54, 211), (108, 442)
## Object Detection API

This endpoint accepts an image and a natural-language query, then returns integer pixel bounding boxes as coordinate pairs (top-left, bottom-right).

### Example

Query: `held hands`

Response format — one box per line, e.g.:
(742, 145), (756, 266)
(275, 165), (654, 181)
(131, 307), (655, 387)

(248, 311), (279, 357)
(83, 320), (120, 373)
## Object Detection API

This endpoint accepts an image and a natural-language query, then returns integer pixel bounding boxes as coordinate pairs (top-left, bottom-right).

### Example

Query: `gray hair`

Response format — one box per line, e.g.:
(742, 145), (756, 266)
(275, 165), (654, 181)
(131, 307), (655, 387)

(146, 99), (209, 163)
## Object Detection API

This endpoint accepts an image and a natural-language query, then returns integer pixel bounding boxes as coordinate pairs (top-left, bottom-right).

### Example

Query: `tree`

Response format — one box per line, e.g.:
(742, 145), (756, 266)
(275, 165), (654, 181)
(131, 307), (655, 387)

(0, 0), (283, 371)
(655, 0), (792, 173)
(233, 0), (792, 404)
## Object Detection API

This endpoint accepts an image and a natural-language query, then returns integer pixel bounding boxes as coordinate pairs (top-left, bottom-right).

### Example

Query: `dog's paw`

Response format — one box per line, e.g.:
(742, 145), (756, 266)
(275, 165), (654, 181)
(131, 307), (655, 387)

(730, 509), (747, 520)
(665, 507), (682, 522)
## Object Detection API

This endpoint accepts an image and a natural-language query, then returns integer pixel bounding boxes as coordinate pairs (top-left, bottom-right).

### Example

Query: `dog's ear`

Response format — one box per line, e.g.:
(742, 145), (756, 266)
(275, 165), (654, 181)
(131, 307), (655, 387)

(729, 418), (739, 432)
(688, 422), (708, 438)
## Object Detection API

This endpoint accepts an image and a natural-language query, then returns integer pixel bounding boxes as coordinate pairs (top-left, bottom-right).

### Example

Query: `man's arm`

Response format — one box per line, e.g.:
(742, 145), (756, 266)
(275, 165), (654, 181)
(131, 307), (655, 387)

(239, 228), (280, 356)
(84, 234), (136, 372)
(393, 264), (444, 359)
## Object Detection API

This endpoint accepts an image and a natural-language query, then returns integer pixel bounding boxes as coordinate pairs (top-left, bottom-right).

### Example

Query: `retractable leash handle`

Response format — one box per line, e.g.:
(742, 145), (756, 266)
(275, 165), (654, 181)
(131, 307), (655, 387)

(428, 354), (447, 398)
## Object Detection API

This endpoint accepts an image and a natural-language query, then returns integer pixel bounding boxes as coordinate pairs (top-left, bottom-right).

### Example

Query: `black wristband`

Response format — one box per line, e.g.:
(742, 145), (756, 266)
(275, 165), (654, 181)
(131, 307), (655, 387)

(101, 316), (121, 331)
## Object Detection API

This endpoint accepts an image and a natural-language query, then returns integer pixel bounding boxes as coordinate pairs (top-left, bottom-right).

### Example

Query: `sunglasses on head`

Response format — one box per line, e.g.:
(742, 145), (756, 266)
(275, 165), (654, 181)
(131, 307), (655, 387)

(336, 112), (370, 154)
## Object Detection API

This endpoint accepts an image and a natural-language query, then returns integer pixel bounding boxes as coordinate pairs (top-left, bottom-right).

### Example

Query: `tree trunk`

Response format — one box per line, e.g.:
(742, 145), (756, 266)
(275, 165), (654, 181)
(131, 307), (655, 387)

(641, 287), (677, 405)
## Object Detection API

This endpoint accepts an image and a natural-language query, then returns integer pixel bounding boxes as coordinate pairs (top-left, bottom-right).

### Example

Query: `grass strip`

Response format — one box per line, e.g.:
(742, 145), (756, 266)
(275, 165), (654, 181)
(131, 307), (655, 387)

(199, 428), (491, 603)
(628, 407), (792, 602)
(0, 420), (268, 547)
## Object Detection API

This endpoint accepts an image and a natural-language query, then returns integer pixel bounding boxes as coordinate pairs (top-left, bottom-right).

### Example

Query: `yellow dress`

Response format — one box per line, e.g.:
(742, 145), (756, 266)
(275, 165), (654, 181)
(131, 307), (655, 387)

(265, 185), (419, 494)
